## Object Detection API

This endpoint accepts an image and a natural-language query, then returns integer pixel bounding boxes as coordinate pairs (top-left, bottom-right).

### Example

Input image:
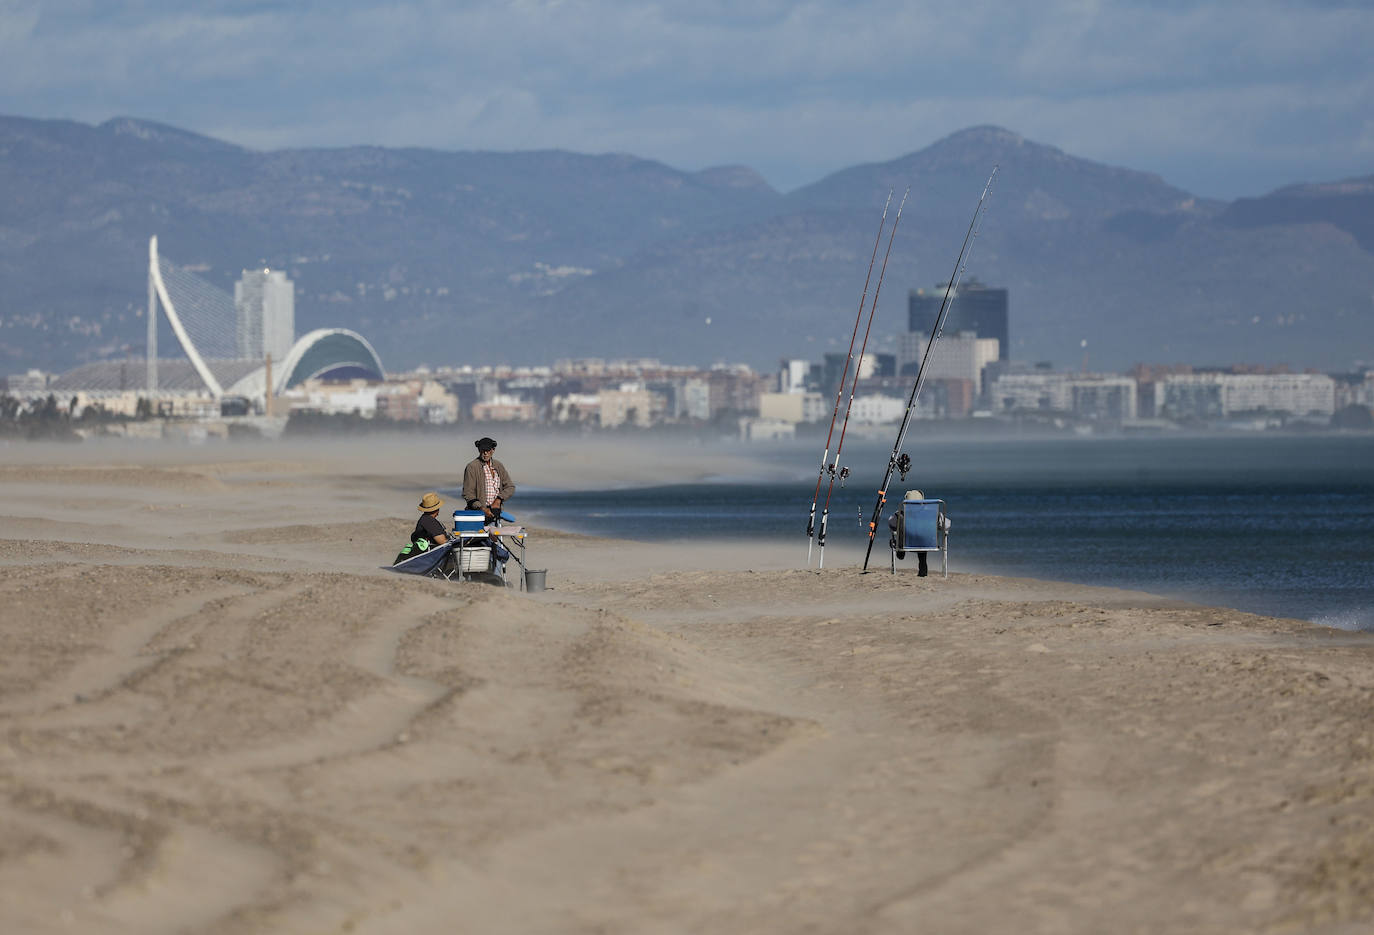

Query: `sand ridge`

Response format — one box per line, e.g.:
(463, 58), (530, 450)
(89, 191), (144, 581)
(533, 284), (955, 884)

(1, 441), (1372, 934)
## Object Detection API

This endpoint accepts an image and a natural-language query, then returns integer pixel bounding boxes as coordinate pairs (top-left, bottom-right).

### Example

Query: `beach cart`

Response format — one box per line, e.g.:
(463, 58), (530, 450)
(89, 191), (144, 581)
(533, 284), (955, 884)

(451, 510), (529, 589)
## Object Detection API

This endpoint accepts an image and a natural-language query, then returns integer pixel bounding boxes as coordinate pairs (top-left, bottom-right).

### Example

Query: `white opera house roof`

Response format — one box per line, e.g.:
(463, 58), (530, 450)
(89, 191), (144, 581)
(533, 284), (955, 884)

(52, 329), (386, 398)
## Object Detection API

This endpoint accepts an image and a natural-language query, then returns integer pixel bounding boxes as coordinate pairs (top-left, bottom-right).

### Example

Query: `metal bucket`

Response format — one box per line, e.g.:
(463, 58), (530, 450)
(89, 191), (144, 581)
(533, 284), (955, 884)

(524, 569), (547, 592)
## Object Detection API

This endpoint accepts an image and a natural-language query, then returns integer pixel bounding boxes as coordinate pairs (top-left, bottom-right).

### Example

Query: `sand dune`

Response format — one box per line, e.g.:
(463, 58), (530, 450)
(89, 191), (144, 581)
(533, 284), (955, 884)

(1, 441), (1372, 934)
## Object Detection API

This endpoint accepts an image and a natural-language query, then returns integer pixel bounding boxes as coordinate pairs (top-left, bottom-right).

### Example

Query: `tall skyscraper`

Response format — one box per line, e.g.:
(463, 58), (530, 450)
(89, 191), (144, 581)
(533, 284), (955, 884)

(908, 280), (1008, 361)
(235, 269), (295, 363)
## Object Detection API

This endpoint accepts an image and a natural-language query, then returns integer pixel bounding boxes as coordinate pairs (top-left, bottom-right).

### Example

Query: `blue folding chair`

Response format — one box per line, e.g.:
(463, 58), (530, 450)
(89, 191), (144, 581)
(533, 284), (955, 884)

(888, 493), (950, 577)
(388, 539), (458, 579)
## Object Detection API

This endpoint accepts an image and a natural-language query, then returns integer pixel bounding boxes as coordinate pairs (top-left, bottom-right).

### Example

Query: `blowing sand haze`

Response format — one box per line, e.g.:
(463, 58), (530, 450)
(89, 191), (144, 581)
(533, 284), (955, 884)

(1, 439), (1372, 934)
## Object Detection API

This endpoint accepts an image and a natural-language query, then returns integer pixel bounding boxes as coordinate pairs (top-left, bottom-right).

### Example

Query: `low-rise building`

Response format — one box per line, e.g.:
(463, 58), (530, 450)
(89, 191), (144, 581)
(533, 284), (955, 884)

(280, 379), (381, 417)
(1157, 373), (1336, 420)
(682, 379), (711, 421)
(897, 332), (999, 391)
(989, 372), (1138, 422)
(757, 391), (827, 424)
(600, 384), (659, 428)
(550, 393), (601, 423)
(1357, 372), (1374, 409)
(741, 417), (796, 441)
(706, 365), (765, 417)
(848, 394), (905, 424)
(4, 369), (51, 396)
(376, 386), (420, 421)
(471, 394), (539, 422)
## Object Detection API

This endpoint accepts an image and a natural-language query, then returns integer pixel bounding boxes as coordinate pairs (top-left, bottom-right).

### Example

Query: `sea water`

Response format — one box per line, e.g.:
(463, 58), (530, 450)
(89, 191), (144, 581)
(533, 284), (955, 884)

(513, 434), (1374, 632)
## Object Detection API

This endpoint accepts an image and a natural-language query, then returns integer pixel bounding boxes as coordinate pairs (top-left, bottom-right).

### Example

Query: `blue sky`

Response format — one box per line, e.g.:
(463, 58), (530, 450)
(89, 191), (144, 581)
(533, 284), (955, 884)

(2, 0), (1370, 197)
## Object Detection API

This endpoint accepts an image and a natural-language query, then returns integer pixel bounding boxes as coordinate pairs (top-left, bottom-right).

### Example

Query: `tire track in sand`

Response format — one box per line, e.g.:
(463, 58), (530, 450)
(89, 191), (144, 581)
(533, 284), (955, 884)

(0, 581), (261, 718)
(194, 589), (462, 775)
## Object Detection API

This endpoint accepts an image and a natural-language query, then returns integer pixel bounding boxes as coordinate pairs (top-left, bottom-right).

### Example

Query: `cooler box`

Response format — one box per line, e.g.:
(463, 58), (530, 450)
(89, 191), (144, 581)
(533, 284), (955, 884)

(452, 510), (488, 533)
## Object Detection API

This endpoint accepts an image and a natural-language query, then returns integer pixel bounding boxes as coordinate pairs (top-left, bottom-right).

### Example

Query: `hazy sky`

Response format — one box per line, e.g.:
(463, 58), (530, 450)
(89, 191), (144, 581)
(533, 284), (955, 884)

(2, 0), (1370, 198)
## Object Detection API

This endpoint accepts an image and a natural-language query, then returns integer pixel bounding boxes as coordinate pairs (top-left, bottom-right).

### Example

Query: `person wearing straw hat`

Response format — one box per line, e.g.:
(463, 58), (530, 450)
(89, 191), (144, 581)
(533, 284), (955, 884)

(394, 491), (450, 565)
(413, 491), (450, 546)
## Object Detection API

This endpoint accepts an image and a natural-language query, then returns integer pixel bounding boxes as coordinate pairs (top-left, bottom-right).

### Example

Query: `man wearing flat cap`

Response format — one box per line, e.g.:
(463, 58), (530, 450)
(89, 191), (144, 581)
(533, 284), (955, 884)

(463, 437), (516, 523)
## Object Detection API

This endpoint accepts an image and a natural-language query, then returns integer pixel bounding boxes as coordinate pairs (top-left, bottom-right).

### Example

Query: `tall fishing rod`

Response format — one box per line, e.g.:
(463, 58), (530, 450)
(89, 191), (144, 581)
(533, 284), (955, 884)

(817, 186), (909, 568)
(861, 166), (999, 571)
(807, 189), (893, 565)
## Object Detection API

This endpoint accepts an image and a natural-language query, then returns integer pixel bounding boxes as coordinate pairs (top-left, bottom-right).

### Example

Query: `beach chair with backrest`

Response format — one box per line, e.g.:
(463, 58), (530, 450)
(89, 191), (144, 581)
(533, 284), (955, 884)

(889, 493), (950, 577)
(389, 539), (458, 580)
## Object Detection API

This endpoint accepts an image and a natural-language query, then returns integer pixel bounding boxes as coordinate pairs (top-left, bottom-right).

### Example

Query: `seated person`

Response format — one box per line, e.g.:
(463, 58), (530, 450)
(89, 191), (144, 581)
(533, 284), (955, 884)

(889, 489), (930, 577)
(394, 491), (450, 565)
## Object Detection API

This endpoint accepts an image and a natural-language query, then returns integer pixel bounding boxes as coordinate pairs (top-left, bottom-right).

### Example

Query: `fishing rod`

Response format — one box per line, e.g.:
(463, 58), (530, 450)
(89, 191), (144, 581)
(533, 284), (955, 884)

(861, 166), (999, 571)
(807, 189), (893, 565)
(817, 186), (909, 568)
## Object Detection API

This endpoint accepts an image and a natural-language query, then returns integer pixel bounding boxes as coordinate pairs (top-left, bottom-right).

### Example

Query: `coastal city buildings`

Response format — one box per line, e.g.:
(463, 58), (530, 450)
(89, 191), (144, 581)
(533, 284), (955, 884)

(5, 274), (1371, 438)
(7, 351), (1368, 439)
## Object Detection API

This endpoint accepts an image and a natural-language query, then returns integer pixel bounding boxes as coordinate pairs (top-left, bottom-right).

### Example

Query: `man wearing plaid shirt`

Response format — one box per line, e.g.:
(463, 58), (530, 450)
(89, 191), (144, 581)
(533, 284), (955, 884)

(462, 436), (516, 523)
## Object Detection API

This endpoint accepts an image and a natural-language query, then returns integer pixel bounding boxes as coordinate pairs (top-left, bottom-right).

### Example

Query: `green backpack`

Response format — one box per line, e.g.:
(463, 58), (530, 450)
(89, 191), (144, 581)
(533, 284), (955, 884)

(393, 536), (434, 566)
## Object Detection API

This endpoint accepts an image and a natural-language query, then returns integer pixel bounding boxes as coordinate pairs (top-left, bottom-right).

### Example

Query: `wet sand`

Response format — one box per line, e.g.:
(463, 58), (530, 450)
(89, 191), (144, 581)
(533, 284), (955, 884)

(1, 438), (1372, 934)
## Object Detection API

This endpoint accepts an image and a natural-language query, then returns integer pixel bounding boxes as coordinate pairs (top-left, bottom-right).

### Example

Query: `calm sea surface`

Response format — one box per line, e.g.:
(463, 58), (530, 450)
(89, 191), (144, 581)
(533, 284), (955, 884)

(511, 434), (1374, 632)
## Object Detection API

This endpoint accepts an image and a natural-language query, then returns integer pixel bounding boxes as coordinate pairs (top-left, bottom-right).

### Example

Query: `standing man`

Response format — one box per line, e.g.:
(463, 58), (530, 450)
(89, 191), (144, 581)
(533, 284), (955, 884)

(463, 436), (516, 523)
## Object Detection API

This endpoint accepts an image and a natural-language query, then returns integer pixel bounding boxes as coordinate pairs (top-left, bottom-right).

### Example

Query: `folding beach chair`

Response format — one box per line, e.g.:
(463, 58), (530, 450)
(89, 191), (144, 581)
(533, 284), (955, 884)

(889, 493), (950, 577)
(388, 539), (458, 580)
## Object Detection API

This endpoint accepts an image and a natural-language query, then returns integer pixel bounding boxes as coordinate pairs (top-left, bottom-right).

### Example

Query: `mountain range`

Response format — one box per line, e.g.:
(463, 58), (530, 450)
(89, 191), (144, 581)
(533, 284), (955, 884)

(2, 114), (1372, 377)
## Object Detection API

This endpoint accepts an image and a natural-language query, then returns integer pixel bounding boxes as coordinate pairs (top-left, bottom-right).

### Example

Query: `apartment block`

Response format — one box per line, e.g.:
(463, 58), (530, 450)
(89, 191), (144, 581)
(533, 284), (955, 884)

(1158, 373), (1336, 420)
(897, 332), (999, 390)
(989, 372), (1138, 421)
(758, 391), (827, 423)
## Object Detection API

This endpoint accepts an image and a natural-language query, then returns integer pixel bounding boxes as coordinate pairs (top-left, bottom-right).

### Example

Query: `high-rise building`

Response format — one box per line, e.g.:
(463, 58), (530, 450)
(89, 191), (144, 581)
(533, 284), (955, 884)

(235, 269), (295, 364)
(908, 280), (1008, 361)
(778, 358), (810, 394)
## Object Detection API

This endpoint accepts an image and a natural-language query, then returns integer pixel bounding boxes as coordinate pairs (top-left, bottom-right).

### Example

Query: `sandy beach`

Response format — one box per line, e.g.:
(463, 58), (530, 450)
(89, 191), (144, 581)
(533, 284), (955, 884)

(1, 437), (1372, 934)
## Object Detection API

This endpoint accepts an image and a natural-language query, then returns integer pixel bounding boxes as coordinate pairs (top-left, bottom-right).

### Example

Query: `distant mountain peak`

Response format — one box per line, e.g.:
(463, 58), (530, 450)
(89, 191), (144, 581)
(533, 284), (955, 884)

(940, 125), (1026, 147)
(99, 117), (243, 152)
(918, 125), (1070, 167)
(789, 124), (1196, 218)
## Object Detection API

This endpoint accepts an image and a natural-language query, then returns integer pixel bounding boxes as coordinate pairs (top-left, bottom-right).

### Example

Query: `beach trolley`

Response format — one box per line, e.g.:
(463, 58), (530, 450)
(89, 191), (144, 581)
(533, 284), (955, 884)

(889, 493), (950, 577)
(451, 510), (529, 589)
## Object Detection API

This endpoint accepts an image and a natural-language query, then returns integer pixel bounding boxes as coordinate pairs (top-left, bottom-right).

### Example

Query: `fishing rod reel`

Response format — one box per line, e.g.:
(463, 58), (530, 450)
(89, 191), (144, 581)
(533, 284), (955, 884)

(825, 463), (851, 487)
(896, 453), (912, 481)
